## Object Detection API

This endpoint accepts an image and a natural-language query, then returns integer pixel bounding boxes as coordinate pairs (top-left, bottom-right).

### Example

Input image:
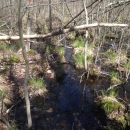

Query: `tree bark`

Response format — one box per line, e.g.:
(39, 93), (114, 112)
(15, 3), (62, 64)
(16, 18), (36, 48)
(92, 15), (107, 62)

(18, 0), (32, 129)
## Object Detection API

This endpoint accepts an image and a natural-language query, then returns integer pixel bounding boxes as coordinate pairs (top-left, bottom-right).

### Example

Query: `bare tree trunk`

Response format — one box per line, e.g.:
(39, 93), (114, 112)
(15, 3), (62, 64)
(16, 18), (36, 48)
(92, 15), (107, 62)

(49, 0), (52, 32)
(26, 13), (31, 52)
(18, 0), (32, 129)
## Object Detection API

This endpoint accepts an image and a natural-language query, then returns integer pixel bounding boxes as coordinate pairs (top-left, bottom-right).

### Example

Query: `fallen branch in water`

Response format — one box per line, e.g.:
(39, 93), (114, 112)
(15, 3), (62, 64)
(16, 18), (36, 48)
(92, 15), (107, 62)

(0, 23), (128, 41)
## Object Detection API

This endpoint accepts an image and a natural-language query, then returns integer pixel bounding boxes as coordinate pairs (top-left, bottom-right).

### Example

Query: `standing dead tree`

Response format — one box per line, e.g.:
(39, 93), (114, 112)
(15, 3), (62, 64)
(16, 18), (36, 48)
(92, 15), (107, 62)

(18, 0), (32, 129)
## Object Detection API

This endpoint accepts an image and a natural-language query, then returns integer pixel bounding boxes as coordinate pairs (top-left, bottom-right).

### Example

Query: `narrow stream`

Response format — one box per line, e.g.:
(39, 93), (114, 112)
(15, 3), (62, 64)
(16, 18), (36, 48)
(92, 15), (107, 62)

(57, 47), (105, 129)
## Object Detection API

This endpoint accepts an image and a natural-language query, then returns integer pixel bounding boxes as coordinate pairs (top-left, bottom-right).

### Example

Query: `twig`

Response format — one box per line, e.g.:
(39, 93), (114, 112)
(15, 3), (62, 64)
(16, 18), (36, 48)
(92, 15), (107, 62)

(6, 97), (24, 114)
(106, 83), (123, 92)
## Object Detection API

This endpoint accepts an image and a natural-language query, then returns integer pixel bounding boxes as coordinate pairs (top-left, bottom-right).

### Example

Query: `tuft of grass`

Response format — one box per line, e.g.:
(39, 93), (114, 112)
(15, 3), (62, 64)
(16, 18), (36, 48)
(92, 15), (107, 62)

(29, 77), (45, 89)
(109, 88), (118, 98)
(120, 52), (127, 63)
(55, 46), (65, 62)
(124, 61), (130, 70)
(100, 88), (120, 115)
(2, 55), (20, 63)
(105, 50), (118, 65)
(109, 52), (118, 65)
(73, 39), (84, 48)
(110, 71), (121, 84)
(100, 99), (120, 115)
(28, 49), (37, 55)
(74, 52), (84, 68)
(10, 55), (20, 63)
(110, 71), (119, 79)
(87, 56), (93, 64)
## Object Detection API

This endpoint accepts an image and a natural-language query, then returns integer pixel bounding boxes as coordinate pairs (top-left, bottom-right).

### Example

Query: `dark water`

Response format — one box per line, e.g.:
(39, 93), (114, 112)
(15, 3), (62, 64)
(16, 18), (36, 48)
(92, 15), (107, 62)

(58, 73), (102, 129)
(57, 47), (104, 129)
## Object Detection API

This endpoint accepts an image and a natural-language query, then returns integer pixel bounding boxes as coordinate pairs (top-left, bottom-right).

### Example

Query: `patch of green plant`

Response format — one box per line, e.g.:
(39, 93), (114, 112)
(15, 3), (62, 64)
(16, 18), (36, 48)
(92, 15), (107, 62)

(74, 52), (84, 68)
(55, 46), (65, 62)
(120, 53), (127, 63)
(110, 71), (121, 84)
(124, 115), (130, 127)
(0, 42), (11, 51)
(124, 61), (130, 69)
(101, 90), (105, 96)
(4, 65), (9, 71)
(105, 50), (113, 55)
(86, 44), (95, 57)
(73, 39), (84, 48)
(106, 125), (115, 130)
(17, 40), (22, 48)
(87, 56), (93, 64)
(10, 56), (20, 63)
(101, 88), (118, 98)
(29, 77), (45, 89)
(44, 25), (49, 33)
(0, 89), (6, 99)
(2, 55), (20, 63)
(105, 50), (117, 65)
(0, 42), (7, 51)
(117, 116), (127, 128)
(45, 45), (50, 53)
(68, 33), (76, 39)
(100, 99), (120, 115)
(28, 49), (37, 55)
(109, 52), (118, 64)
(109, 88), (118, 98)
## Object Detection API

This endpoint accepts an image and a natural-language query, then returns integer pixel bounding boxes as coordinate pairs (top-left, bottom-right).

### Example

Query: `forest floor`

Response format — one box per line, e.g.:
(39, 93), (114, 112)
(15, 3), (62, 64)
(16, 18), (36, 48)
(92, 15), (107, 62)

(0, 45), (130, 130)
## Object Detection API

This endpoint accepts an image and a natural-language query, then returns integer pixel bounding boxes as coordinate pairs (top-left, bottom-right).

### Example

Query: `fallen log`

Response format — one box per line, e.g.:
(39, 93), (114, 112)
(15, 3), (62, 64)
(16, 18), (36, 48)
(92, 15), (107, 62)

(0, 23), (128, 40)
